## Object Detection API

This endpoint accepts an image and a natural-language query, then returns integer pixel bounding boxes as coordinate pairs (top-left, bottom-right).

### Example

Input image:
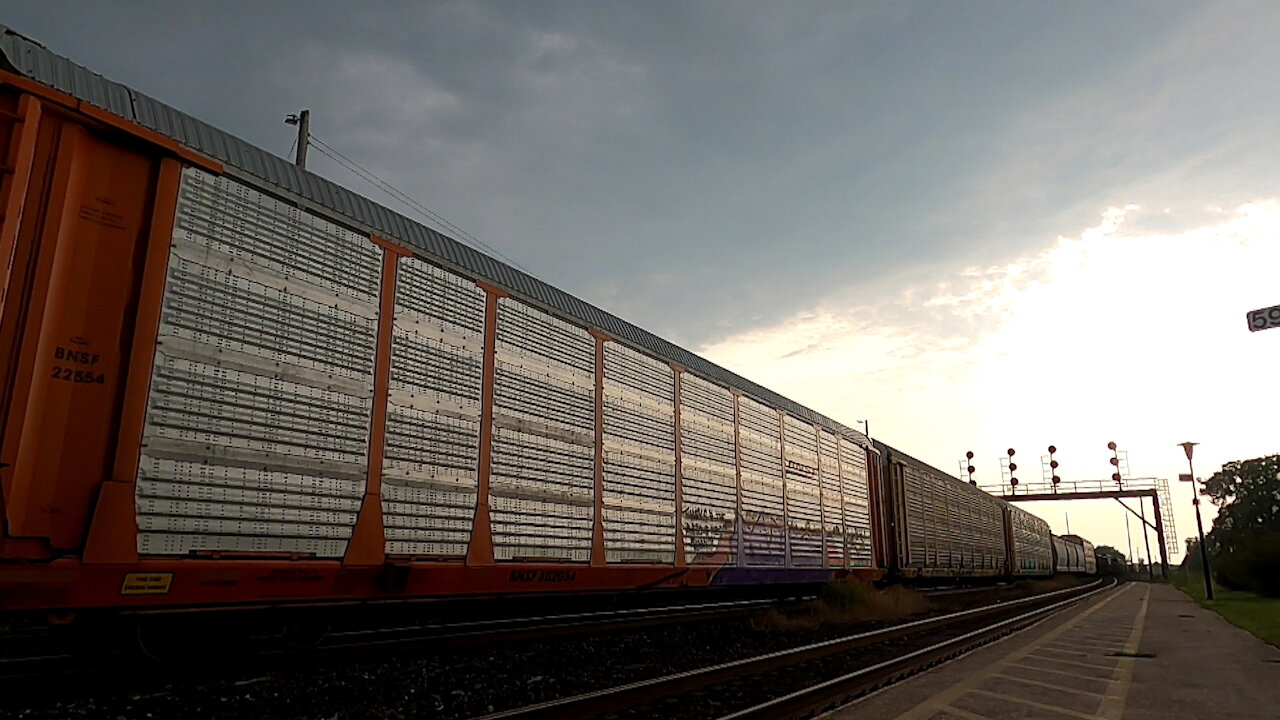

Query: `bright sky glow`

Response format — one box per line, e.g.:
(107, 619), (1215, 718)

(701, 201), (1280, 560)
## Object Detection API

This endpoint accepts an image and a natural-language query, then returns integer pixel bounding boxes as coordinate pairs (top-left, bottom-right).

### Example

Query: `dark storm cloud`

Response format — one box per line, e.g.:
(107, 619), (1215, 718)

(6, 1), (1277, 346)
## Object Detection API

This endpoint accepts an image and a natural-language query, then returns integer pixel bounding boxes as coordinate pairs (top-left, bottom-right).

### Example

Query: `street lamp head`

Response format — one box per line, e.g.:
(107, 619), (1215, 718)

(1178, 441), (1198, 462)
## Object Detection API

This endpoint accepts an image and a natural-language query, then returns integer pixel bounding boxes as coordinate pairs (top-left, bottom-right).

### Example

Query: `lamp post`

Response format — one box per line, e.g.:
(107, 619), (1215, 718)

(1179, 441), (1214, 601)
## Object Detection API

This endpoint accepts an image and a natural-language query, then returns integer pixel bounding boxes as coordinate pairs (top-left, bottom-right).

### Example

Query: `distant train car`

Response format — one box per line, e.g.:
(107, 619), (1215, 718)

(1006, 504), (1054, 576)
(1061, 535), (1097, 574)
(875, 443), (1009, 578)
(1052, 534), (1088, 573)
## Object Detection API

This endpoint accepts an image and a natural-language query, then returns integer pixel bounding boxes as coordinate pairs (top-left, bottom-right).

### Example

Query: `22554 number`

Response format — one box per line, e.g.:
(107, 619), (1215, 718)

(50, 366), (106, 384)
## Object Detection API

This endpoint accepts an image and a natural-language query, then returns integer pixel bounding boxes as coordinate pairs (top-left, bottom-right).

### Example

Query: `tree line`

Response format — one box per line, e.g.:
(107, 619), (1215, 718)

(1182, 453), (1280, 597)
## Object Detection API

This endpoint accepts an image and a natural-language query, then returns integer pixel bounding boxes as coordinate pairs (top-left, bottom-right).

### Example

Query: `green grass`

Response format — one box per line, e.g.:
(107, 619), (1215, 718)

(1169, 568), (1280, 648)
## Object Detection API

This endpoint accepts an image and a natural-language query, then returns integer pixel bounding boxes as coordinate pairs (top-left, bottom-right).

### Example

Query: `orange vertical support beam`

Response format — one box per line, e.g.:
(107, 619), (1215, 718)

(590, 333), (607, 567)
(670, 367), (686, 568)
(343, 238), (405, 565)
(466, 283), (504, 566)
(777, 410), (791, 568)
(813, 426), (827, 570)
(0, 95), (41, 325)
(732, 391), (744, 567)
(82, 157), (184, 564)
(833, 436), (850, 569)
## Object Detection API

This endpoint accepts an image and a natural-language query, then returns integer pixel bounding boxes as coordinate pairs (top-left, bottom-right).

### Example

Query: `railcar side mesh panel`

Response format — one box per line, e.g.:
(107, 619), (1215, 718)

(381, 257), (484, 557)
(490, 299), (595, 561)
(1009, 504), (1053, 575)
(136, 167), (379, 557)
(602, 343), (676, 563)
(817, 430), (847, 568)
(738, 396), (785, 566)
(837, 439), (874, 567)
(782, 416), (824, 567)
(899, 464), (1005, 574)
(678, 374), (738, 565)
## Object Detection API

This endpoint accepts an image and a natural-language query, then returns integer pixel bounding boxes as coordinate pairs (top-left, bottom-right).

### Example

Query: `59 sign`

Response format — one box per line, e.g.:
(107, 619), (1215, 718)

(1247, 304), (1280, 333)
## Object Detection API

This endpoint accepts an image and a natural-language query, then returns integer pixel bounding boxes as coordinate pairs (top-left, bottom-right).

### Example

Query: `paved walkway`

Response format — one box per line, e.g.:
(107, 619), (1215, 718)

(826, 582), (1280, 720)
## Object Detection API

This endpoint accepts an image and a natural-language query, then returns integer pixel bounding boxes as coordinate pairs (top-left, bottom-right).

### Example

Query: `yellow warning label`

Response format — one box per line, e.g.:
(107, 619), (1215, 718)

(120, 572), (173, 595)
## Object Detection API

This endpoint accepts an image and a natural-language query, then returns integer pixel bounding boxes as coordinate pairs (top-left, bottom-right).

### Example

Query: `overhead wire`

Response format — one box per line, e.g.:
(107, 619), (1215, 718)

(305, 133), (532, 274)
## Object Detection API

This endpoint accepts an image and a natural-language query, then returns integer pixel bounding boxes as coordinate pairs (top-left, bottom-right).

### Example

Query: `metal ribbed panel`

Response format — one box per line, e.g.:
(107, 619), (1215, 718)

(838, 439), (874, 567)
(602, 343), (676, 563)
(490, 299), (595, 562)
(136, 167), (379, 558)
(738, 397), (785, 566)
(1009, 504), (1052, 575)
(900, 464), (1005, 573)
(817, 430), (846, 568)
(381, 257), (485, 557)
(678, 374), (737, 566)
(782, 416), (823, 567)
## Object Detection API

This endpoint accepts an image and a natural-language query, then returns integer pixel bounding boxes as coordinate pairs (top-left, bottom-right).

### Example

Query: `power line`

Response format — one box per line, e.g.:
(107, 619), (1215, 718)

(306, 133), (531, 274)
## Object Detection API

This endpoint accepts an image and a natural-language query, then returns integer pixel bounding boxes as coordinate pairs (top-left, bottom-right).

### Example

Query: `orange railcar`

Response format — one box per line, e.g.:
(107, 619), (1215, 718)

(0, 27), (885, 622)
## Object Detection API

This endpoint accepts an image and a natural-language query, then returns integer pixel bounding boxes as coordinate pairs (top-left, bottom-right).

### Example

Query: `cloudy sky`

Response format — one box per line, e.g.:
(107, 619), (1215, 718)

(8, 1), (1278, 561)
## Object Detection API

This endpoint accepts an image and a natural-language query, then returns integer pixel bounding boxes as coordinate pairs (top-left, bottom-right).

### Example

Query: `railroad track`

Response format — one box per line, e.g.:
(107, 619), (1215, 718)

(316, 594), (815, 651)
(0, 593), (815, 682)
(474, 577), (1117, 720)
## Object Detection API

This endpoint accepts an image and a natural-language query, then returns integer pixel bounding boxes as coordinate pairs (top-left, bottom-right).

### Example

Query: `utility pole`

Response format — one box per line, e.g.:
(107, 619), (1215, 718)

(285, 109), (311, 168)
(1179, 441), (1214, 600)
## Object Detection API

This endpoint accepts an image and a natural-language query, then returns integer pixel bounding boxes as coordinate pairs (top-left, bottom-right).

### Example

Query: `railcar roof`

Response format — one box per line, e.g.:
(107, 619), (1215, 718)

(0, 25), (870, 447)
(872, 439), (963, 483)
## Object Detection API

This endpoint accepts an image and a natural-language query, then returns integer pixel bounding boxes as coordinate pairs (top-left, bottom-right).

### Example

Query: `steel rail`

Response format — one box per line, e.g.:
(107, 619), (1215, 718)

(719, 577), (1118, 719)
(317, 594), (815, 649)
(472, 578), (1109, 720)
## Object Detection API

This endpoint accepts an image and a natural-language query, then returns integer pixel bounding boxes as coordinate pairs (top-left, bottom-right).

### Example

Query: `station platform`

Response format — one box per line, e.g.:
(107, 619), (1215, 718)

(828, 581), (1280, 720)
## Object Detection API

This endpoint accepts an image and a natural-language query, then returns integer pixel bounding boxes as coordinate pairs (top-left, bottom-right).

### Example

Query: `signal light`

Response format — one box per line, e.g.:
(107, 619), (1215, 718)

(1011, 477), (1019, 486)
(967, 465), (975, 474)
(1108, 442), (1125, 488)
(1047, 445), (1057, 454)
(1052, 475), (1061, 484)
(1009, 463), (1017, 472)
(1007, 448), (1016, 457)
(1050, 460), (1059, 469)
(966, 451), (974, 460)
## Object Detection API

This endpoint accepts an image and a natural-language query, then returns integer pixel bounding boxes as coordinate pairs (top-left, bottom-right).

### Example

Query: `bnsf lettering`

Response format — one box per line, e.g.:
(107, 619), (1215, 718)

(54, 346), (101, 365)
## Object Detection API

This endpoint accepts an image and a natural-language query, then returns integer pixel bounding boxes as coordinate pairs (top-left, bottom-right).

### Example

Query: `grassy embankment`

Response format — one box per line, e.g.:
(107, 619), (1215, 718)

(1168, 567), (1280, 647)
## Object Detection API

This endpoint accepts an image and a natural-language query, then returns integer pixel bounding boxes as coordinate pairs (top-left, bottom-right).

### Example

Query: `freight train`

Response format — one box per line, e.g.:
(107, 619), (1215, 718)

(0, 27), (1094, 629)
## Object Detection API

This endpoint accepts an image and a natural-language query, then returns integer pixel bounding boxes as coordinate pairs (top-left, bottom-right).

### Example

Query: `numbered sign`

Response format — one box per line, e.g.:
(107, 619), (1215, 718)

(1247, 304), (1280, 332)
